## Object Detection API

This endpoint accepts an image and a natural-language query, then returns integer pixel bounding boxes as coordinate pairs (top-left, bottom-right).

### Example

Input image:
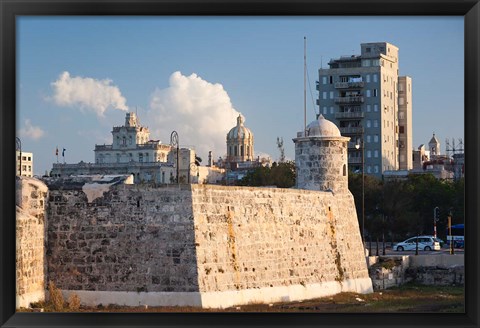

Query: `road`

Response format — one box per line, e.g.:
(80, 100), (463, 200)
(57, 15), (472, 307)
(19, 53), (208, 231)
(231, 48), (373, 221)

(365, 244), (464, 256)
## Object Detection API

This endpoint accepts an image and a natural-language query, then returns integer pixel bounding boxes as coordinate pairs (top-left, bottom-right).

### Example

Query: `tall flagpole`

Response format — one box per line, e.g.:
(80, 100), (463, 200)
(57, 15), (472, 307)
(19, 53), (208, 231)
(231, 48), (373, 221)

(304, 36), (307, 136)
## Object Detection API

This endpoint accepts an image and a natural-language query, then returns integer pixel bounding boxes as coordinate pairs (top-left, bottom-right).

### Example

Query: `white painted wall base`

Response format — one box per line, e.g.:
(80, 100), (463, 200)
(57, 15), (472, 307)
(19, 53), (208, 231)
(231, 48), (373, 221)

(61, 277), (373, 309)
(16, 290), (45, 309)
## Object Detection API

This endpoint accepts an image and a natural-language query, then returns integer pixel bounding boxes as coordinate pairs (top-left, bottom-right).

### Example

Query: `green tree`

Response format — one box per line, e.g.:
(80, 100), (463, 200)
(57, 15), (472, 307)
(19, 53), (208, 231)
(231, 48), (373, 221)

(270, 161), (296, 188)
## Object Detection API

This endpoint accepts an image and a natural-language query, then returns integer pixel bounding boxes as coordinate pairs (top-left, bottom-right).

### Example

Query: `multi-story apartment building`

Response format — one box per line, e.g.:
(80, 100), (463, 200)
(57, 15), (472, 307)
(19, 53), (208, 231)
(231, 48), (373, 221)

(397, 76), (413, 170)
(317, 42), (413, 178)
(16, 151), (33, 177)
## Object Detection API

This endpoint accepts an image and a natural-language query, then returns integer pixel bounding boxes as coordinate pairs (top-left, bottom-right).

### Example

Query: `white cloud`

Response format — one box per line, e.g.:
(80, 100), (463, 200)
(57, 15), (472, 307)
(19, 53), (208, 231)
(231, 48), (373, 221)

(50, 71), (128, 117)
(19, 119), (45, 140)
(148, 71), (240, 160)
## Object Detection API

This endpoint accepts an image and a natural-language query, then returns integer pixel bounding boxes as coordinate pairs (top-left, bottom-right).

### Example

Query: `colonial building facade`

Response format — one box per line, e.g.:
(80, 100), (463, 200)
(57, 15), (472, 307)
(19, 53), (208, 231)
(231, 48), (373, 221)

(51, 112), (176, 184)
(16, 151), (33, 177)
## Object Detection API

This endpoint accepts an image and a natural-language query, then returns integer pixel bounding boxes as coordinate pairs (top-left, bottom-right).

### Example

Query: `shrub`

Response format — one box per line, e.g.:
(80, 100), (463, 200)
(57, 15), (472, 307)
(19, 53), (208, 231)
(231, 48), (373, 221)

(68, 293), (81, 311)
(48, 281), (64, 311)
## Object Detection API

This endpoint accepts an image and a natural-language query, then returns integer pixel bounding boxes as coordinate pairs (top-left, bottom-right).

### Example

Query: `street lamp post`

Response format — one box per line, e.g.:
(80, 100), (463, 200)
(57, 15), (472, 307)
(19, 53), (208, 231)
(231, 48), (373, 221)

(433, 206), (439, 238)
(170, 131), (179, 184)
(355, 137), (365, 250)
(16, 137), (22, 176)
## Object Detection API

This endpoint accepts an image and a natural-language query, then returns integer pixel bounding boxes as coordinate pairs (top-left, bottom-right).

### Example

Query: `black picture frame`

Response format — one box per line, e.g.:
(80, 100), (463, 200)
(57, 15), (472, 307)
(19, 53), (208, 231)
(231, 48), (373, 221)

(1, 1), (478, 327)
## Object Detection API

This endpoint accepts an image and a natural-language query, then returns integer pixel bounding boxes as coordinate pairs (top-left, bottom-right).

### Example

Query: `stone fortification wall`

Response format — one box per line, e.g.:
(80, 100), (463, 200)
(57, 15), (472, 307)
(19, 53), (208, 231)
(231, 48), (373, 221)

(46, 184), (199, 295)
(191, 185), (371, 307)
(16, 177), (48, 309)
(46, 183), (372, 308)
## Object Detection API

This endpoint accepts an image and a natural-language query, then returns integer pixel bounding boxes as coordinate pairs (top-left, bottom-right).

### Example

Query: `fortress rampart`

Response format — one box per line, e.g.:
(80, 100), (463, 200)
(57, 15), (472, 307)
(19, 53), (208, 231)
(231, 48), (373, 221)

(15, 177), (48, 309)
(42, 180), (371, 308)
(16, 115), (373, 309)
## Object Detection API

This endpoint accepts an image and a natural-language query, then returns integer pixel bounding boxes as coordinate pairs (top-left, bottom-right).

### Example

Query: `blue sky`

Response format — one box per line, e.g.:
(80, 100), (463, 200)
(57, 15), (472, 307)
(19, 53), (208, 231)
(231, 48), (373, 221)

(17, 16), (464, 176)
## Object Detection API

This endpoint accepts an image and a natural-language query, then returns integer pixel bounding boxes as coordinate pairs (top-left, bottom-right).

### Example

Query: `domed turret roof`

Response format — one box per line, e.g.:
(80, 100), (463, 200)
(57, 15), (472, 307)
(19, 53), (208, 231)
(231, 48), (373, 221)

(227, 114), (253, 139)
(429, 133), (440, 145)
(306, 114), (341, 137)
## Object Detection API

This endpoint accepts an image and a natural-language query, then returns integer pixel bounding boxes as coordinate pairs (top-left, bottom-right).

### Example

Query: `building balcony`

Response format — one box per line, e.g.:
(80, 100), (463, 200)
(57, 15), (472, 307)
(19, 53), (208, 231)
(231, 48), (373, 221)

(335, 112), (364, 119)
(348, 157), (363, 164)
(340, 127), (364, 134)
(335, 96), (364, 104)
(95, 144), (113, 151)
(334, 81), (364, 89)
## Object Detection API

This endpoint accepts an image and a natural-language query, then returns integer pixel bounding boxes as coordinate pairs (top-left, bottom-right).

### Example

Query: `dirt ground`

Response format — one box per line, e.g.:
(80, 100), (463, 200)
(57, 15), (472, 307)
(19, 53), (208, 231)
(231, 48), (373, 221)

(23, 283), (464, 313)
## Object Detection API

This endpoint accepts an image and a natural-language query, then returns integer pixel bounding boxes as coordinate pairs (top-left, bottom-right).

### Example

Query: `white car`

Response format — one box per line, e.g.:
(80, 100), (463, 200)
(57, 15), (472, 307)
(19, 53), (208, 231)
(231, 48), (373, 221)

(394, 236), (442, 251)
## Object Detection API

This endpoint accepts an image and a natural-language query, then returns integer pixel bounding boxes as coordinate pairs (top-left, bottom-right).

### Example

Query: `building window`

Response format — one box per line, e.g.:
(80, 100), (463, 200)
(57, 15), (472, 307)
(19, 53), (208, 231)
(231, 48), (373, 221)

(329, 91), (334, 99)
(367, 166), (372, 173)
(322, 76), (327, 84)
(374, 135), (379, 143)
(374, 165), (379, 173)
(399, 97), (405, 105)
(366, 120), (371, 128)
(374, 150), (379, 158)
(323, 92), (327, 100)
(234, 146), (238, 156)
(323, 106), (327, 114)
(373, 120), (378, 128)
(399, 111), (405, 120)
(373, 74), (378, 83)
(373, 89), (378, 97)
(366, 74), (370, 83)
(366, 135), (371, 143)
(400, 154), (405, 162)
(366, 105), (371, 112)
(366, 47), (371, 53)
(329, 76), (333, 84)
(330, 106), (334, 114)
(241, 145), (244, 156)
(366, 90), (371, 97)
(343, 164), (347, 176)
(367, 150), (372, 158)
(399, 126), (405, 134)
(374, 104), (378, 112)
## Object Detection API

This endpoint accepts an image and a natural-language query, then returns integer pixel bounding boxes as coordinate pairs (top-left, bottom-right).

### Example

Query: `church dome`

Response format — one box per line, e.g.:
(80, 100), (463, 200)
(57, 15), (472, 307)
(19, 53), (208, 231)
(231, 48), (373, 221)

(306, 114), (341, 137)
(227, 114), (253, 140)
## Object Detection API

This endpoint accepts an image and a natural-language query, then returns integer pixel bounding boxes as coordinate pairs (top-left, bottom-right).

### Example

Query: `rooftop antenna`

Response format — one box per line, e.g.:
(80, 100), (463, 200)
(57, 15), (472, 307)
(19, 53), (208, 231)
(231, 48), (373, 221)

(304, 36), (307, 137)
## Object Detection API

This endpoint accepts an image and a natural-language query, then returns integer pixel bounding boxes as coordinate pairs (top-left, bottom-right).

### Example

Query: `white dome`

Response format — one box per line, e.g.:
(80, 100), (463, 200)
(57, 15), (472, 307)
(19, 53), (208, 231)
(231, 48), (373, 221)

(227, 115), (253, 139)
(306, 114), (341, 137)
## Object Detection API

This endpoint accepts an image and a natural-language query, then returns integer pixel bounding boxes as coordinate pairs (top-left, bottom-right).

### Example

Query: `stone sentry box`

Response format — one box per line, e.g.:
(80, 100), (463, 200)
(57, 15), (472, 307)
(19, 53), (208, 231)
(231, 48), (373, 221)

(43, 115), (372, 308)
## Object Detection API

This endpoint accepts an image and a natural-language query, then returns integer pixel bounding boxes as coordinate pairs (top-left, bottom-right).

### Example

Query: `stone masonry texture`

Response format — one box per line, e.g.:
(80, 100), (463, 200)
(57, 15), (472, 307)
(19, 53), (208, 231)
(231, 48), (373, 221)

(16, 177), (48, 308)
(44, 182), (369, 296)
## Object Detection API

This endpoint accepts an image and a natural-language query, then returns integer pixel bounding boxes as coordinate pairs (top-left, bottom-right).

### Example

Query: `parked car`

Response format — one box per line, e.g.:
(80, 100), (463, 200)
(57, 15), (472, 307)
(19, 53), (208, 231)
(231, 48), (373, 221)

(394, 236), (442, 251)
